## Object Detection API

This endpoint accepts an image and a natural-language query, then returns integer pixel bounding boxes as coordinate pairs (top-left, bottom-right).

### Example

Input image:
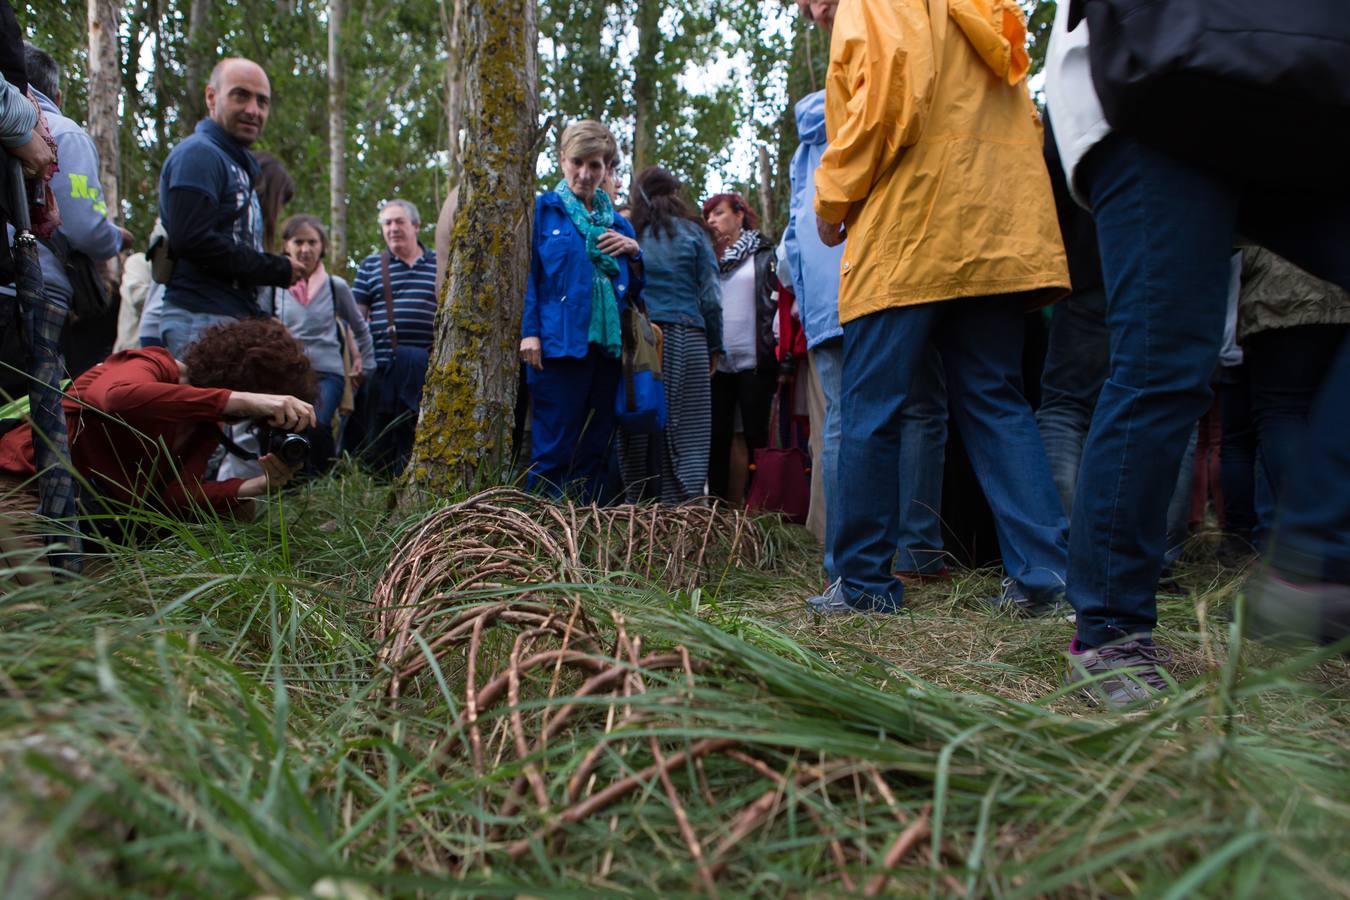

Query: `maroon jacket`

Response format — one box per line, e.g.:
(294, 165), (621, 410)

(0, 348), (246, 516)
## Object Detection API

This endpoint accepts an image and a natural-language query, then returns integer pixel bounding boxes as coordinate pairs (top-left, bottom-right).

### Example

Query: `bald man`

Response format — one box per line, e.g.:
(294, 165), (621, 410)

(155, 57), (305, 357)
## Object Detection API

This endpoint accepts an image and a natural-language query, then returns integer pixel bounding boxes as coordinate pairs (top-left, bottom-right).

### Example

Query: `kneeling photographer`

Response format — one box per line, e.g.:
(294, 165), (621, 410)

(0, 318), (318, 541)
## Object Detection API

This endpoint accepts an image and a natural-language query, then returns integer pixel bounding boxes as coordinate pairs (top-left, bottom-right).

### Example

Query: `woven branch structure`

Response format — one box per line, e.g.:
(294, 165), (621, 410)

(369, 490), (953, 892)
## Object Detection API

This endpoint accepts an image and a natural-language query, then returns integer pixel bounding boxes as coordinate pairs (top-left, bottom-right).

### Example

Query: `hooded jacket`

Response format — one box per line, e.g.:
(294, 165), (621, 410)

(783, 89), (845, 349)
(814, 0), (1068, 323)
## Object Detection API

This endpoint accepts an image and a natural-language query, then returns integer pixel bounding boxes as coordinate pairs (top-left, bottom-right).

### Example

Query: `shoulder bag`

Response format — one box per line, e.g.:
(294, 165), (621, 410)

(746, 384), (810, 525)
(614, 303), (667, 434)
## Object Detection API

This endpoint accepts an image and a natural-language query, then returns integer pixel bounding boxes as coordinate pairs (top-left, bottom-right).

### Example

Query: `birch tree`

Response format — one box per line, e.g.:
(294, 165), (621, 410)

(327, 0), (347, 265)
(401, 0), (539, 499)
(87, 0), (121, 278)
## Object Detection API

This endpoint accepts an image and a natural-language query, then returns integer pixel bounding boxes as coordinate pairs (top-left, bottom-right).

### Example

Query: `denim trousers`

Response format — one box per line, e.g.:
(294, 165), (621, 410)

(1245, 325), (1350, 583)
(1037, 285), (1195, 563)
(1246, 325), (1347, 507)
(833, 297), (1067, 610)
(1070, 133), (1350, 645)
(812, 337), (948, 580)
(314, 372), (345, 431)
(1036, 286), (1108, 517)
(1217, 365), (1275, 545)
(160, 305), (238, 358)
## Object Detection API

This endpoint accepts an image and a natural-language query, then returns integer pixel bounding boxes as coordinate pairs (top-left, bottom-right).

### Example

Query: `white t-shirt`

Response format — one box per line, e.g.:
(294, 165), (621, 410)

(720, 258), (758, 373)
(1045, 4), (1111, 205)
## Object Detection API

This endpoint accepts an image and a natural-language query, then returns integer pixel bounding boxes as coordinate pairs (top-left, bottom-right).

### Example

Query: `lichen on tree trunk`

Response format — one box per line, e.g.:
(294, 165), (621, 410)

(400, 0), (539, 504)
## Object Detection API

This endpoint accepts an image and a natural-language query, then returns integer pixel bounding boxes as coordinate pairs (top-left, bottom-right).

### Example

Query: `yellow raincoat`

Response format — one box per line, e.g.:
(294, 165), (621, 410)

(814, 0), (1069, 323)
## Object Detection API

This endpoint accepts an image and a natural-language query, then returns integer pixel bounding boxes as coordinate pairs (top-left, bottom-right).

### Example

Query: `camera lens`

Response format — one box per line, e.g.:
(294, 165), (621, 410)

(272, 432), (310, 467)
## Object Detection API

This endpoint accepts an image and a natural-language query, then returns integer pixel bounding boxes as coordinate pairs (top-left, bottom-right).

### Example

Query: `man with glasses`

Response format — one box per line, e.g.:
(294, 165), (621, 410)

(345, 198), (437, 475)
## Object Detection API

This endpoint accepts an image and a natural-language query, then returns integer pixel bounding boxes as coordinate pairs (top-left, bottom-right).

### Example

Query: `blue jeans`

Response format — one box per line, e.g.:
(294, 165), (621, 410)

(1037, 286), (1108, 517)
(159, 305), (237, 358)
(833, 297), (1067, 610)
(1217, 365), (1275, 546)
(314, 372), (345, 431)
(813, 338), (948, 580)
(1250, 326), (1350, 584)
(1070, 133), (1350, 645)
(526, 348), (621, 504)
(1037, 285), (1194, 563)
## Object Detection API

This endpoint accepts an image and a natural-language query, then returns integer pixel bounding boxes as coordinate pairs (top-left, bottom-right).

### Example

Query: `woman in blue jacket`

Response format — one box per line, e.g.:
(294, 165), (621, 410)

(519, 120), (642, 501)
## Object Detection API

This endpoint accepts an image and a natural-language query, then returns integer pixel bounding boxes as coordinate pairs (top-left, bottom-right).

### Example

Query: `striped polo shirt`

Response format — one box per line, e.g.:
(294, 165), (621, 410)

(351, 246), (438, 366)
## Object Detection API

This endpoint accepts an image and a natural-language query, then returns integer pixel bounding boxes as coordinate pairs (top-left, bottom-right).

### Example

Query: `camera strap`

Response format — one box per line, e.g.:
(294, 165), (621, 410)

(217, 427), (259, 461)
(379, 251), (400, 351)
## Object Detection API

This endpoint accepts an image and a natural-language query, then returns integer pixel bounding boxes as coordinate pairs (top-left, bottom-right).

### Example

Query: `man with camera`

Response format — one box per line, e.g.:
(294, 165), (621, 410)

(0, 319), (317, 551)
(156, 57), (304, 357)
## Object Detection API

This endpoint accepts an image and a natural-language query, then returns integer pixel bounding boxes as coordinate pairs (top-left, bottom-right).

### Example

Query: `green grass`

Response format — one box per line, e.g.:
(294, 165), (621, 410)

(1, 473), (1347, 898)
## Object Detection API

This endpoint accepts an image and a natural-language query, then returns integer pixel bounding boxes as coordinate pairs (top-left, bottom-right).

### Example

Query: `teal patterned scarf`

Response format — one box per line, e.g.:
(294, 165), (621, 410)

(556, 180), (622, 358)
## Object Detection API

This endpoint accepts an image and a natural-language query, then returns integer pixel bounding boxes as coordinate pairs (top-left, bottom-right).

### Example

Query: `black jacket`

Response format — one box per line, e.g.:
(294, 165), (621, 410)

(751, 243), (778, 371)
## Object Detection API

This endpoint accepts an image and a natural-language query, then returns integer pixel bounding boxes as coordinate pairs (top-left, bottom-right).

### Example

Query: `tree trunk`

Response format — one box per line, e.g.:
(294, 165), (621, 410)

(327, 0), (348, 268)
(630, 0), (659, 173)
(441, 0), (465, 190)
(757, 144), (774, 236)
(401, 0), (539, 501)
(87, 0), (121, 268)
(184, 0), (212, 133)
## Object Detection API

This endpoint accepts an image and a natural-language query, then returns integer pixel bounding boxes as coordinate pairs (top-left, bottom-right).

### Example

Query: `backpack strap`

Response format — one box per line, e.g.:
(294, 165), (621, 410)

(329, 275), (342, 342)
(379, 251), (399, 352)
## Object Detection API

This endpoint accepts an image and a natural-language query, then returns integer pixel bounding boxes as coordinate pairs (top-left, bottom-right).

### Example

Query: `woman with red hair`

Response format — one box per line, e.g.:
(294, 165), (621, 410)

(0, 318), (317, 546)
(702, 192), (778, 503)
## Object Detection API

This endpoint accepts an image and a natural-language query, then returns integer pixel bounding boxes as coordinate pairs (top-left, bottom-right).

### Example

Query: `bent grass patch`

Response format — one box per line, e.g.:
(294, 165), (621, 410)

(1, 477), (1346, 897)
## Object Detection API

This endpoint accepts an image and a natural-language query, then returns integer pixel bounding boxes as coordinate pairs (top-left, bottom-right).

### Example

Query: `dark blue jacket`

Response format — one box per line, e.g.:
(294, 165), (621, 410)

(159, 119), (292, 319)
(521, 192), (639, 360)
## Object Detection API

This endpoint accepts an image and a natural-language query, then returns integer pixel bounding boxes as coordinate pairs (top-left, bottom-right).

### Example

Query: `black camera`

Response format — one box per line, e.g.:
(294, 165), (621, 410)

(255, 425), (310, 467)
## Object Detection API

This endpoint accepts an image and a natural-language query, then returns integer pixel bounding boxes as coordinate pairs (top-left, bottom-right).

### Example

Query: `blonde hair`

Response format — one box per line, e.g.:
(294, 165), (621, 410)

(559, 120), (618, 166)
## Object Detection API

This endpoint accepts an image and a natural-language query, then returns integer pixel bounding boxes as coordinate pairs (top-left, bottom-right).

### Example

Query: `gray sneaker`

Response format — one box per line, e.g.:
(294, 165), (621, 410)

(1064, 639), (1175, 708)
(985, 578), (1074, 622)
(806, 579), (900, 616)
(807, 579), (854, 616)
(1245, 569), (1350, 648)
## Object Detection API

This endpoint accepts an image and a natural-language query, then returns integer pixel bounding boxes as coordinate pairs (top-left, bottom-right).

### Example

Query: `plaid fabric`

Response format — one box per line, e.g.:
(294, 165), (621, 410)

(9, 232), (82, 572)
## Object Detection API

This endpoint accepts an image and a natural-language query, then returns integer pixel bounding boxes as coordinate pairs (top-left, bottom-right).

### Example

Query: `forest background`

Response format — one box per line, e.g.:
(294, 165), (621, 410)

(25, 0), (1054, 272)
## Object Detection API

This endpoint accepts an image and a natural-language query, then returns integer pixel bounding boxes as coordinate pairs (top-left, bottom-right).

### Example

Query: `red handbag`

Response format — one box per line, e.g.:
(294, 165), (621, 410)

(747, 385), (811, 524)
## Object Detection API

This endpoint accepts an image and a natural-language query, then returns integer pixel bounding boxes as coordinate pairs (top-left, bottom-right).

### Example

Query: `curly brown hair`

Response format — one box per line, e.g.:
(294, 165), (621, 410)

(183, 318), (318, 404)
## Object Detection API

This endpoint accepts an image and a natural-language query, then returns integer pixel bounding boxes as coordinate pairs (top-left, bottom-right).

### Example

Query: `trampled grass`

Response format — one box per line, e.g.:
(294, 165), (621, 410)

(1, 472), (1347, 898)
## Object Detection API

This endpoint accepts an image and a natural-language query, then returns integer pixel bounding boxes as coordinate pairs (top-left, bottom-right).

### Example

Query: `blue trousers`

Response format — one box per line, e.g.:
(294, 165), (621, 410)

(160, 306), (237, 358)
(833, 297), (1068, 610)
(1037, 285), (1196, 564)
(1071, 134), (1350, 645)
(526, 348), (620, 504)
(314, 372), (345, 431)
(813, 337), (948, 580)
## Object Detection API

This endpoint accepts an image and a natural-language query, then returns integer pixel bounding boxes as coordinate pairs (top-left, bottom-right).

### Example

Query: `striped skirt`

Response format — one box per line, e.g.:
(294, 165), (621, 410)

(618, 322), (712, 504)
